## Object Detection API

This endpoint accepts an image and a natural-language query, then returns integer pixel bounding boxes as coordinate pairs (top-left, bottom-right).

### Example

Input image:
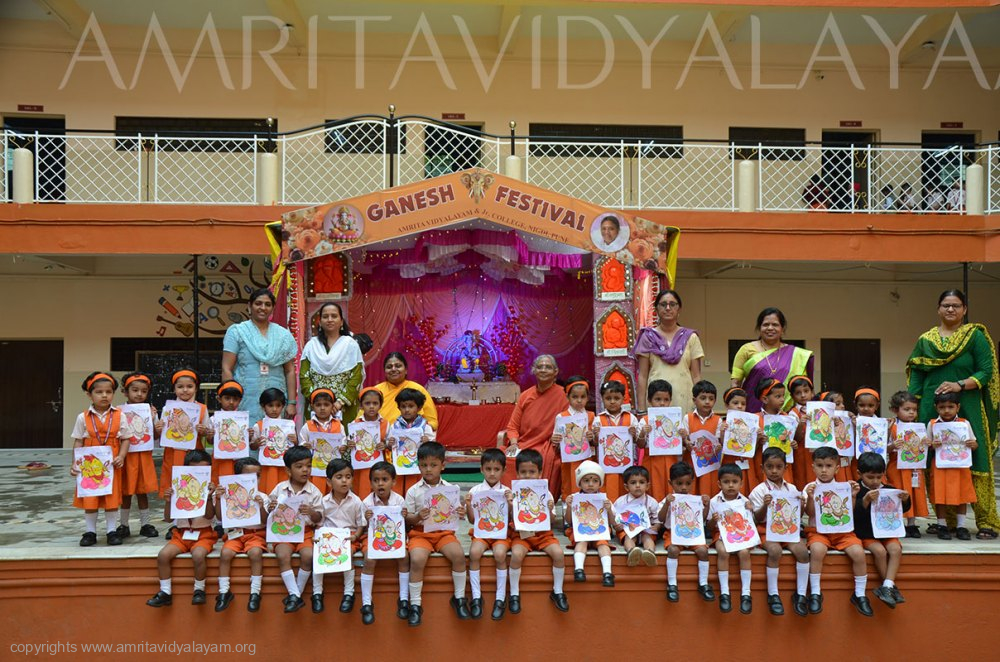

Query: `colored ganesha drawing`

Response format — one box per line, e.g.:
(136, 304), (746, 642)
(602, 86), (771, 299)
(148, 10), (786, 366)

(809, 408), (832, 443)
(652, 416), (681, 449)
(574, 500), (607, 536)
(672, 502), (702, 538)
(270, 503), (302, 535)
(602, 433), (631, 467)
(763, 420), (792, 453)
(833, 416), (852, 451)
(517, 488), (546, 524)
(352, 429), (379, 463)
(79, 454), (111, 490)
(897, 429), (925, 463)
(873, 495), (902, 531)
(692, 436), (721, 468)
(619, 509), (645, 533)
(429, 493), (454, 523)
(817, 491), (851, 526)
(262, 425), (290, 460)
(858, 423), (883, 454)
(224, 482), (257, 520)
(395, 437), (418, 468)
(121, 411), (151, 443)
(476, 496), (506, 532)
(317, 531), (349, 567)
(726, 419), (754, 453)
(936, 429), (969, 462)
(172, 473), (207, 511)
(721, 508), (755, 544)
(312, 437), (335, 471)
(562, 422), (588, 456)
(216, 418), (247, 453)
(769, 498), (798, 535)
(371, 514), (403, 552)
(165, 408), (195, 443)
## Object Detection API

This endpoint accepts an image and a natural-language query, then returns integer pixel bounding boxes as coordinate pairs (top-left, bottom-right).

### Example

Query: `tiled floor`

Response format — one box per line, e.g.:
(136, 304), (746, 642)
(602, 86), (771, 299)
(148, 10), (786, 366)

(2, 449), (998, 559)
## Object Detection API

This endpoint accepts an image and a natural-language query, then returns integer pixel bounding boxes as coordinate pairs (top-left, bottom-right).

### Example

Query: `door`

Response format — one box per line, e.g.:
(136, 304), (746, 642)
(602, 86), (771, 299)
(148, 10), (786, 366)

(821, 130), (877, 210)
(0, 340), (64, 448)
(4, 116), (66, 202)
(921, 131), (977, 209)
(820, 339), (880, 408)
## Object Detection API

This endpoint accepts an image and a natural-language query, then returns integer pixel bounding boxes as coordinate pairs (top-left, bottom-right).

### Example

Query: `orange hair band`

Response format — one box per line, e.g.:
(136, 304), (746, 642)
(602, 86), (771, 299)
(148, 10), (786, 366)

(759, 381), (781, 398)
(565, 380), (589, 394)
(817, 391), (830, 401)
(723, 387), (745, 402)
(310, 388), (336, 403)
(86, 373), (115, 390)
(789, 375), (813, 389)
(123, 374), (150, 388)
(359, 387), (383, 402)
(171, 369), (199, 385)
(217, 380), (243, 396)
(855, 388), (880, 402)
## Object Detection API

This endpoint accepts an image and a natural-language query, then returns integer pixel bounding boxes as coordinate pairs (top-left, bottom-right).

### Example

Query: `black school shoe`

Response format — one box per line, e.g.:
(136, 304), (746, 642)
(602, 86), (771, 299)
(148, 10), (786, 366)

(106, 531), (123, 546)
(396, 599), (409, 619)
(698, 584), (715, 601)
(407, 604), (423, 627)
(284, 595), (305, 613)
(312, 595), (324, 613)
(740, 595), (752, 614)
(140, 524), (159, 538)
(115, 524), (131, 538)
(904, 525), (921, 539)
(850, 594), (874, 617)
(808, 593), (823, 614)
(601, 573), (615, 587)
(450, 596), (471, 619)
(956, 527), (971, 541)
(666, 585), (680, 602)
(79, 532), (97, 547)
(938, 528), (953, 540)
(247, 594), (261, 612)
(768, 594), (784, 615)
(508, 595), (521, 614)
(491, 599), (506, 620)
(719, 594), (732, 613)
(792, 593), (808, 617)
(873, 586), (896, 608)
(469, 597), (483, 619)
(361, 605), (375, 625)
(164, 525), (175, 541)
(146, 591), (172, 607)
(340, 594), (355, 613)
(191, 590), (206, 605)
(550, 592), (569, 612)
(215, 591), (234, 612)
(574, 569), (586, 582)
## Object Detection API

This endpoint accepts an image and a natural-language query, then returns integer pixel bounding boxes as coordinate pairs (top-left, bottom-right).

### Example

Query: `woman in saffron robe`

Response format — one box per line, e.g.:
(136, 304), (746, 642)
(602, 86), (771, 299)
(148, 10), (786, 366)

(730, 307), (813, 413)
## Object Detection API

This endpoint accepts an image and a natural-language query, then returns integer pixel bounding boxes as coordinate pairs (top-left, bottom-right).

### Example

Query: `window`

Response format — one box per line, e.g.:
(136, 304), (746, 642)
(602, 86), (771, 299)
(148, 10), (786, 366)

(115, 116), (276, 152)
(323, 119), (405, 155)
(528, 123), (683, 158)
(111, 337), (223, 410)
(729, 127), (806, 161)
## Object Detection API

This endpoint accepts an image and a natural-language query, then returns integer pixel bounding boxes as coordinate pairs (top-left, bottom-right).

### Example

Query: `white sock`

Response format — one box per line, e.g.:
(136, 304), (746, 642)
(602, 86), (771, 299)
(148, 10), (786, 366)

(343, 569), (355, 596)
(667, 558), (679, 585)
(250, 575), (262, 595)
(218, 576), (230, 593)
(854, 575), (867, 598)
(312, 573), (324, 596)
(509, 568), (522, 596)
(957, 514), (967, 528)
(496, 569), (508, 600)
(796, 562), (809, 595)
(409, 581), (423, 606)
(119, 507), (131, 525)
(297, 569), (311, 594)
(937, 517), (947, 526)
(719, 570), (730, 595)
(160, 578), (172, 595)
(398, 572), (410, 600)
(139, 509), (151, 526)
(105, 511), (118, 533)
(600, 555), (612, 574)
(469, 569), (482, 600)
(451, 571), (466, 599)
(552, 566), (565, 594)
(573, 552), (586, 571)
(740, 569), (752, 597)
(193, 579), (206, 592)
(281, 570), (299, 597)
(883, 579), (894, 588)
(361, 573), (374, 606)
(766, 566), (779, 596)
(84, 512), (98, 533)
(810, 573), (822, 595)
(697, 560), (709, 585)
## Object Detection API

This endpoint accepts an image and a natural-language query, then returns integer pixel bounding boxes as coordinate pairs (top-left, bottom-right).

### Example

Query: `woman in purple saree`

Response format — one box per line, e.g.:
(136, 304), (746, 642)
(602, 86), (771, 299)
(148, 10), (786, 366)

(730, 307), (814, 413)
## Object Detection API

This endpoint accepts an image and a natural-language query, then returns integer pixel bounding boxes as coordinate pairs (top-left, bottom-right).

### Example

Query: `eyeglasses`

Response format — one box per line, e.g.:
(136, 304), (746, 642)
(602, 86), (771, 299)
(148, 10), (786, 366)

(939, 303), (964, 310)
(657, 302), (680, 309)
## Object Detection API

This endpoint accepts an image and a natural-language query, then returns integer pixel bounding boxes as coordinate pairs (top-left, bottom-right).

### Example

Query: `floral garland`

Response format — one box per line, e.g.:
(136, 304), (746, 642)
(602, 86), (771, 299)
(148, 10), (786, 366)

(404, 315), (450, 378)
(489, 306), (527, 383)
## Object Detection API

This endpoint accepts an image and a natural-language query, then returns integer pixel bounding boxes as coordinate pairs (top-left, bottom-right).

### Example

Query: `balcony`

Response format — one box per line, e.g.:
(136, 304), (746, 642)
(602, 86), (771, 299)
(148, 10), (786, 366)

(2, 116), (997, 215)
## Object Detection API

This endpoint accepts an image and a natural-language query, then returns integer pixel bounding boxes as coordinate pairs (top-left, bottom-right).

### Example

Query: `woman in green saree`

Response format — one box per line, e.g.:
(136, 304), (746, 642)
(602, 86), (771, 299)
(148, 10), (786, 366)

(300, 302), (365, 424)
(907, 289), (1000, 539)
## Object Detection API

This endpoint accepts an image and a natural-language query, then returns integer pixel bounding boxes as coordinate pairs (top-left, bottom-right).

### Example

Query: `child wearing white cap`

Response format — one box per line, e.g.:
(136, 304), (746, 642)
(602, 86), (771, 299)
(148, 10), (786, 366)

(565, 460), (617, 587)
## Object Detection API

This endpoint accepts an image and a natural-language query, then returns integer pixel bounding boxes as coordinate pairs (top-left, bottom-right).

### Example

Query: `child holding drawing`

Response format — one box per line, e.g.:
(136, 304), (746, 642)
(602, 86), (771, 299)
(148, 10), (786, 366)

(118, 372), (159, 539)
(928, 392), (978, 541)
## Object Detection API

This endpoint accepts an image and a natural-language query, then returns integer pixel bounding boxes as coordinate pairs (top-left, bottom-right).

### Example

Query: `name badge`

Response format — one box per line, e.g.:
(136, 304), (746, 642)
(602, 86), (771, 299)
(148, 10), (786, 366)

(911, 472), (921, 488)
(181, 528), (200, 541)
(228, 528), (244, 539)
(736, 460), (749, 471)
(259, 363), (269, 376)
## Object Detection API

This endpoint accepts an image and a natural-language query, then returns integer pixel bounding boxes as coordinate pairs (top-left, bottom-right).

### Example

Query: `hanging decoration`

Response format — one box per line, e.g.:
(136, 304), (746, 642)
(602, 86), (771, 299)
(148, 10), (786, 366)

(404, 315), (450, 378)
(488, 306), (528, 383)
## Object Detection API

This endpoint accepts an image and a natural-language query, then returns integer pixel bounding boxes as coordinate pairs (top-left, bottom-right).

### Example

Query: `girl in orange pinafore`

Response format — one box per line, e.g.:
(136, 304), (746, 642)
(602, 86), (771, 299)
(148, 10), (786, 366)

(348, 387), (389, 500)
(688, 382), (726, 496)
(886, 390), (930, 539)
(252, 387), (298, 495)
(640, 379), (681, 501)
(299, 388), (342, 495)
(158, 369), (210, 499)
(118, 372), (159, 539)
(211, 380), (247, 484)
(788, 376), (820, 488)
(928, 392), (978, 541)
(553, 377), (596, 506)
(718, 381), (762, 493)
(72, 372), (129, 547)
(592, 380), (643, 503)
(755, 378), (796, 487)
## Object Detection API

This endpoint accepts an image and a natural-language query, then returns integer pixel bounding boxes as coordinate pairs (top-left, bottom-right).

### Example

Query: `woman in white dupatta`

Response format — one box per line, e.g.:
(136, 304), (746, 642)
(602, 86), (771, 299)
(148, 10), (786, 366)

(299, 302), (365, 424)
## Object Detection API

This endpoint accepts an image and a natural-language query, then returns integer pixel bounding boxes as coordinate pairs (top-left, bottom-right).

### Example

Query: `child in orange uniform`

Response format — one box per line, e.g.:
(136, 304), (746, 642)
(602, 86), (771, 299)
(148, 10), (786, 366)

(567, 460), (617, 587)
(855, 451), (909, 609)
(389, 388), (436, 497)
(803, 446), (872, 617)
(465, 448), (513, 620)
(687, 381), (724, 496)
(313, 459), (365, 613)
(658, 461), (713, 602)
(252, 388), (298, 495)
(788, 375), (817, 488)
(640, 379), (683, 499)
(118, 372), (159, 539)
(214, 457), (266, 612)
(551, 377), (595, 504)
(592, 380), (642, 502)
(71, 372), (129, 546)
(146, 449), (217, 607)
(349, 387), (389, 499)
(928, 391), (978, 541)
(756, 378), (796, 486)
(707, 463), (757, 614)
(404, 442), (467, 626)
(886, 390), (929, 538)
(508, 449), (569, 616)
(298, 388), (342, 495)
(359, 461), (410, 625)
(158, 369), (211, 499)
(266, 445), (324, 613)
(211, 380), (245, 484)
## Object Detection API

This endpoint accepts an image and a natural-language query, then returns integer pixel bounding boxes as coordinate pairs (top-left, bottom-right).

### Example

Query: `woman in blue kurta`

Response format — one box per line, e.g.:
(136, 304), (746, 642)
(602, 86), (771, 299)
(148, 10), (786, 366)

(221, 288), (299, 425)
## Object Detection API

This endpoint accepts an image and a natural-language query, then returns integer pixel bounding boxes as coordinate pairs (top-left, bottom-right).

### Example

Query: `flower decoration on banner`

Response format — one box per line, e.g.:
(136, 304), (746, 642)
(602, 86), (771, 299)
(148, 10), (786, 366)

(404, 315), (450, 378)
(489, 306), (527, 383)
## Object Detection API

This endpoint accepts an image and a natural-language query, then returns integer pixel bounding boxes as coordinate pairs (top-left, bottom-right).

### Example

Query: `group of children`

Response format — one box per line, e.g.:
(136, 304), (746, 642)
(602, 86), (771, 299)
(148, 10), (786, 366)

(69, 367), (978, 621)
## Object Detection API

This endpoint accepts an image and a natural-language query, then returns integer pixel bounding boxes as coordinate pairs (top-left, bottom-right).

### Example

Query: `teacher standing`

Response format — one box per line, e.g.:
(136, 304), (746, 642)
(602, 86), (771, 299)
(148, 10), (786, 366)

(731, 307), (814, 413)
(906, 289), (1000, 539)
(634, 289), (703, 414)
(221, 288), (299, 425)
(299, 302), (365, 424)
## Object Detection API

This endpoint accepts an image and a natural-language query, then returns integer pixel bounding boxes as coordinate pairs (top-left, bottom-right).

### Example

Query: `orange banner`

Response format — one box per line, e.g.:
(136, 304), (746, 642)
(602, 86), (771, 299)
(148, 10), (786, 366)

(282, 169), (678, 280)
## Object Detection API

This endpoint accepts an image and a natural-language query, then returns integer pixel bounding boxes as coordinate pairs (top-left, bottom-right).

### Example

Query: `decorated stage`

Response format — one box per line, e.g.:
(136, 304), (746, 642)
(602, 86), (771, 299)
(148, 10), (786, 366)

(3, 450), (1000, 659)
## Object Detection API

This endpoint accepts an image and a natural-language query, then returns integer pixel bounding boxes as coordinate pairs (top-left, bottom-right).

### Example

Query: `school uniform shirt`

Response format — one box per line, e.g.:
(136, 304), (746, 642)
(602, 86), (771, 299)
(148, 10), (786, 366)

(298, 415), (341, 448)
(469, 480), (513, 499)
(71, 405), (125, 440)
(853, 482), (900, 540)
(389, 415), (436, 441)
(748, 477), (800, 511)
(404, 477), (456, 531)
(708, 492), (752, 520)
(320, 491), (366, 530)
(268, 479), (325, 524)
(613, 493), (660, 535)
(362, 491), (406, 509)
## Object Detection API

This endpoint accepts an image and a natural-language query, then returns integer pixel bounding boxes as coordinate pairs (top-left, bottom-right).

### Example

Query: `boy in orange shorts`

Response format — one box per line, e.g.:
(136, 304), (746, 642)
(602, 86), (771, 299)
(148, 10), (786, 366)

(707, 463), (756, 614)
(508, 449), (569, 617)
(313, 458), (366, 614)
(267, 445), (324, 613)
(855, 451), (909, 609)
(214, 457), (266, 612)
(404, 442), (468, 626)
(465, 448), (513, 620)
(658, 461), (713, 603)
(566, 460), (616, 587)
(147, 449), (217, 607)
(803, 446), (872, 617)
(360, 461), (410, 625)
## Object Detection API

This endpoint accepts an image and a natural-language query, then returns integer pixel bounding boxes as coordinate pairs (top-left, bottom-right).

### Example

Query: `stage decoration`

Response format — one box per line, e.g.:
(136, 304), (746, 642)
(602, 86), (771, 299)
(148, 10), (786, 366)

(600, 362), (635, 407)
(308, 253), (352, 300)
(594, 304), (635, 358)
(404, 315), (450, 379)
(594, 256), (631, 302)
(488, 306), (527, 383)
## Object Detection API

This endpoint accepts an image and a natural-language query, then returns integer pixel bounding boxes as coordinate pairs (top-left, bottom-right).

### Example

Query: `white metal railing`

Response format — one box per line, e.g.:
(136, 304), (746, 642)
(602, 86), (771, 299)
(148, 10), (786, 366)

(2, 125), (996, 214)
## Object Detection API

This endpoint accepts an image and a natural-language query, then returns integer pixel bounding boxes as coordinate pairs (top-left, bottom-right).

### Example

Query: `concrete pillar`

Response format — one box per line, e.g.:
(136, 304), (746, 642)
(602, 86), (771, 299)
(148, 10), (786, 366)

(257, 152), (279, 205)
(965, 163), (984, 215)
(504, 155), (523, 181)
(737, 159), (756, 212)
(12, 147), (33, 203)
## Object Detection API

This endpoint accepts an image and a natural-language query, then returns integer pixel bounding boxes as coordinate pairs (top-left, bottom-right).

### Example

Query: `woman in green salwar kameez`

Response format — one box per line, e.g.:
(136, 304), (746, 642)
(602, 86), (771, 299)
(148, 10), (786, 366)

(906, 289), (1000, 539)
(300, 302), (365, 425)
